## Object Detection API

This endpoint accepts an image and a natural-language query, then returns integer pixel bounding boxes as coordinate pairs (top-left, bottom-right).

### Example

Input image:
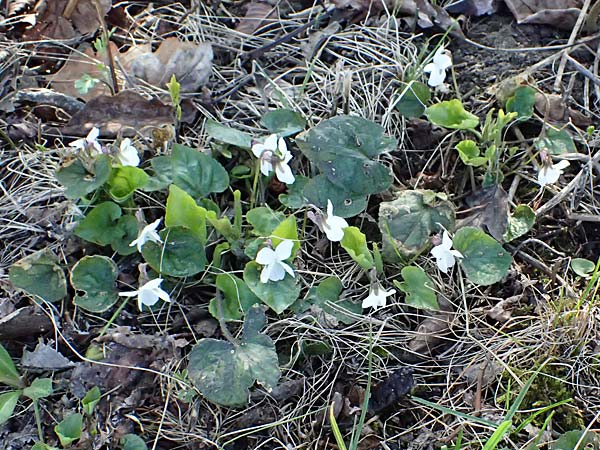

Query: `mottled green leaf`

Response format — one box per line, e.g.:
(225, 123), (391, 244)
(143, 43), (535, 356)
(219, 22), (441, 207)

(453, 227), (512, 285)
(503, 205), (535, 242)
(505, 86), (536, 120)
(535, 127), (576, 155)
(188, 306), (280, 406)
(70, 256), (119, 312)
(244, 262), (300, 314)
(9, 249), (67, 302)
(395, 81), (431, 118)
(142, 227), (206, 277)
(209, 274), (260, 321)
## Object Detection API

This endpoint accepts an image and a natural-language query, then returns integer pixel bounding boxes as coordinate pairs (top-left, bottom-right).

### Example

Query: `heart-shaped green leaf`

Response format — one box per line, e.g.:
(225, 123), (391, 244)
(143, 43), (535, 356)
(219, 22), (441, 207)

(142, 227), (206, 277)
(209, 274), (260, 321)
(81, 386), (101, 416)
(395, 266), (439, 310)
(188, 306), (280, 406)
(505, 86), (536, 120)
(379, 190), (455, 259)
(70, 256), (119, 312)
(8, 249), (67, 302)
(503, 205), (535, 242)
(110, 215), (139, 255)
(55, 154), (112, 199)
(395, 81), (431, 118)
(244, 262), (300, 314)
(171, 144), (229, 200)
(571, 258), (596, 277)
(246, 206), (285, 236)
(54, 413), (83, 447)
(165, 184), (207, 243)
(74, 202), (122, 246)
(340, 227), (374, 270)
(23, 377), (53, 401)
(535, 127), (576, 155)
(108, 166), (149, 202)
(291, 277), (360, 324)
(206, 119), (253, 149)
(453, 227), (512, 285)
(121, 434), (148, 450)
(260, 109), (307, 137)
(425, 99), (479, 130)
(144, 156), (172, 192)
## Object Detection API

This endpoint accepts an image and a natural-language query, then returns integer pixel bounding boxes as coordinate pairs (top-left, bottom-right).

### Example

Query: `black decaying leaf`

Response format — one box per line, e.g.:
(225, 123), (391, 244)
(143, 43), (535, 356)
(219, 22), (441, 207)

(368, 367), (414, 413)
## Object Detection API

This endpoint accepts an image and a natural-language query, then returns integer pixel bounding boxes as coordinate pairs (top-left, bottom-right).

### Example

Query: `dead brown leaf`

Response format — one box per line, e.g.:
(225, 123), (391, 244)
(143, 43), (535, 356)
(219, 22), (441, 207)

(62, 90), (174, 138)
(126, 37), (213, 92)
(459, 185), (509, 242)
(236, 1), (277, 35)
(408, 310), (453, 355)
(534, 92), (592, 128)
(24, 0), (111, 40)
(446, 0), (497, 16)
(504, 0), (583, 30)
(49, 42), (118, 101)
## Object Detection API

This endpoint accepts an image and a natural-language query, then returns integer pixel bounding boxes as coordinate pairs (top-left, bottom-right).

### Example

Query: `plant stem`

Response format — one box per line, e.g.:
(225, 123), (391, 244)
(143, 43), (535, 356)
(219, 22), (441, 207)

(32, 399), (43, 442)
(215, 291), (239, 346)
(98, 296), (130, 337)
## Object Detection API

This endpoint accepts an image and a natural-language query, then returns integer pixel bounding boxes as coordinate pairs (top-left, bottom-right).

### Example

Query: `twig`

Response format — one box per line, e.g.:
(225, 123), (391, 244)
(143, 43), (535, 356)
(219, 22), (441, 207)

(92, 0), (119, 95)
(63, 0), (80, 18)
(535, 168), (585, 217)
(553, 0), (592, 91)
(566, 55), (600, 88)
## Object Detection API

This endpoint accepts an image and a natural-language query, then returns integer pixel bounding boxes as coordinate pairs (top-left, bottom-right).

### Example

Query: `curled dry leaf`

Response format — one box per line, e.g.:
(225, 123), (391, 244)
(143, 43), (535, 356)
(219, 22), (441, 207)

(503, 0), (583, 30)
(236, 1), (277, 35)
(446, 0), (497, 16)
(24, 0), (111, 40)
(49, 42), (120, 101)
(127, 37), (213, 92)
(21, 342), (74, 370)
(459, 185), (509, 242)
(408, 309), (453, 355)
(534, 92), (592, 127)
(62, 90), (174, 138)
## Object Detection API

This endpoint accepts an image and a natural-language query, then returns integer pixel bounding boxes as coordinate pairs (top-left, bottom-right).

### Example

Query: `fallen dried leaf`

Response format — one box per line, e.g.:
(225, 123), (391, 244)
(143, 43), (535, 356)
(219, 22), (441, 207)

(127, 37), (213, 92)
(459, 185), (509, 242)
(504, 0), (583, 30)
(446, 0), (497, 16)
(49, 42), (119, 101)
(21, 342), (74, 370)
(408, 310), (453, 355)
(62, 90), (174, 138)
(236, 1), (277, 35)
(24, 0), (111, 40)
(369, 367), (414, 413)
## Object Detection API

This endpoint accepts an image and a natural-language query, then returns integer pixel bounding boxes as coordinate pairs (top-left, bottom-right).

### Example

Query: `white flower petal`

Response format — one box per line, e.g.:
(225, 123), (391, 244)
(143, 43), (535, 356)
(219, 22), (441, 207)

(275, 160), (295, 184)
(327, 200), (335, 217)
(88, 127), (100, 141)
(251, 143), (267, 158)
(274, 239), (294, 260)
(260, 159), (273, 176)
(433, 51), (452, 70)
(267, 262), (286, 282)
(118, 290), (139, 297)
(256, 247), (276, 265)
(427, 68), (446, 87)
(280, 261), (295, 278)
(263, 134), (279, 151)
(554, 160), (570, 170)
(139, 288), (159, 308)
(441, 230), (453, 250)
(260, 263), (273, 283)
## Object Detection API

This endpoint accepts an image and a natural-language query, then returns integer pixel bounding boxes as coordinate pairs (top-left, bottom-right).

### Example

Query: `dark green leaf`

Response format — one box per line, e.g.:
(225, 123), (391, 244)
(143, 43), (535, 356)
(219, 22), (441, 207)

(170, 144), (229, 200)
(206, 119), (252, 149)
(82, 386), (101, 416)
(535, 127), (576, 155)
(302, 175), (368, 218)
(209, 274), (260, 321)
(260, 109), (307, 137)
(0, 344), (21, 389)
(503, 205), (535, 242)
(143, 156), (172, 192)
(395, 81), (431, 118)
(571, 258), (596, 277)
(505, 86), (536, 120)
(8, 249), (67, 302)
(70, 256), (119, 312)
(74, 202), (122, 246)
(111, 215), (139, 255)
(121, 434), (148, 450)
(379, 190), (455, 259)
(246, 206), (285, 236)
(142, 227), (206, 277)
(55, 155), (111, 199)
(553, 430), (597, 450)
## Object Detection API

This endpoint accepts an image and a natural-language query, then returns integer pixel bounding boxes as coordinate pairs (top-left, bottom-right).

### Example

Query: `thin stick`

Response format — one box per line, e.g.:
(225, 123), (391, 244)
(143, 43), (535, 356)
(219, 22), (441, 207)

(553, 0), (592, 91)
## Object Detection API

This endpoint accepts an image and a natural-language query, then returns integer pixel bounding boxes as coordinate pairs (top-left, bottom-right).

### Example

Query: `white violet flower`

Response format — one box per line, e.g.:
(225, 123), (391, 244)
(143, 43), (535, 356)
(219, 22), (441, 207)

(362, 284), (396, 310)
(119, 278), (171, 311)
(69, 127), (102, 154)
(129, 218), (163, 252)
(251, 134), (295, 185)
(537, 159), (570, 187)
(115, 138), (140, 167)
(320, 200), (349, 242)
(430, 230), (463, 274)
(255, 239), (295, 283)
(423, 46), (452, 87)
